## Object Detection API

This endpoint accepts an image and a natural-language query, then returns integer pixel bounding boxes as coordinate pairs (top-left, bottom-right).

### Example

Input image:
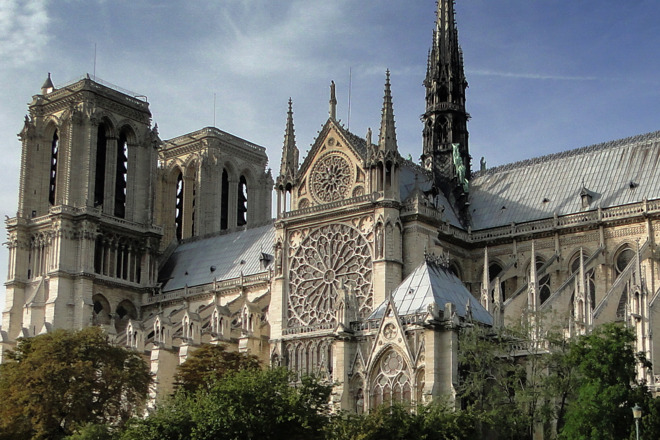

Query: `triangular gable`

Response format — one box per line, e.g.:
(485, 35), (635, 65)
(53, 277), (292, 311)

(297, 118), (368, 179)
(365, 298), (415, 375)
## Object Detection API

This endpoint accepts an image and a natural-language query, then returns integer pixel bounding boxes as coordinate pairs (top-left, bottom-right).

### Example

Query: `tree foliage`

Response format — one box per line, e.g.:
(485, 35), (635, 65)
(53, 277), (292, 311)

(558, 323), (652, 440)
(457, 323), (547, 439)
(458, 320), (659, 440)
(0, 327), (151, 440)
(328, 402), (481, 440)
(121, 367), (332, 440)
(174, 343), (260, 393)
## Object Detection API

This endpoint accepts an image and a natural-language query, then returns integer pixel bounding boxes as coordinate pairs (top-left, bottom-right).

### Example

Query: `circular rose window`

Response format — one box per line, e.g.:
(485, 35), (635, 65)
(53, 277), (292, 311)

(311, 154), (352, 203)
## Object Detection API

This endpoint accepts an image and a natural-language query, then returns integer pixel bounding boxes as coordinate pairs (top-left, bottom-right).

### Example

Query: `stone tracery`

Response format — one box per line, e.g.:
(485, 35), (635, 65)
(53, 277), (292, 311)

(371, 349), (412, 408)
(287, 224), (373, 328)
(311, 153), (353, 203)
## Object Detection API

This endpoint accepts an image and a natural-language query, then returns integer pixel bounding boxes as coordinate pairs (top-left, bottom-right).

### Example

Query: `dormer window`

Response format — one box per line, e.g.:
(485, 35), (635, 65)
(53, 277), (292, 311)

(580, 186), (592, 209)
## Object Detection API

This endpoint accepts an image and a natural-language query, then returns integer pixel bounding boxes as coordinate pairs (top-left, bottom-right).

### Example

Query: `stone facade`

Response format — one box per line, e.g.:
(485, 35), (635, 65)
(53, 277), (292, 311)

(2, 0), (659, 417)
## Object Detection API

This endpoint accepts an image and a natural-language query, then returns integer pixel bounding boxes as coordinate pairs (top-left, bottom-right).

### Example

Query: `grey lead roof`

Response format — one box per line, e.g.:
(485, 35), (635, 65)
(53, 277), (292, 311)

(469, 131), (660, 230)
(159, 223), (276, 292)
(369, 258), (493, 325)
(399, 161), (463, 227)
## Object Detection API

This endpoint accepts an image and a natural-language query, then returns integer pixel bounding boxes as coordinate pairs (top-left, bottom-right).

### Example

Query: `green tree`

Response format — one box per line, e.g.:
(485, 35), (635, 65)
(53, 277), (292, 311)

(327, 402), (481, 440)
(0, 327), (151, 440)
(175, 343), (260, 392)
(122, 367), (332, 440)
(457, 324), (540, 439)
(559, 323), (651, 440)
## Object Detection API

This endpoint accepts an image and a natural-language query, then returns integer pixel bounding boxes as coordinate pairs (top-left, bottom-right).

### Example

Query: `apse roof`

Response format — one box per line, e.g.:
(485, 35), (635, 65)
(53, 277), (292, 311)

(159, 223), (276, 292)
(370, 258), (493, 325)
(469, 131), (660, 230)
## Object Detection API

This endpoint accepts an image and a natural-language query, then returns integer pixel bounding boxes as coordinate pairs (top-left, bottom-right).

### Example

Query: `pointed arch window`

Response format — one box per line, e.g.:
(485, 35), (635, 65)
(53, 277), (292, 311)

(49, 130), (59, 205)
(221, 169), (229, 230)
(175, 172), (184, 241)
(114, 131), (128, 218)
(370, 350), (411, 409)
(191, 170), (197, 236)
(237, 175), (248, 226)
(532, 258), (551, 304)
(94, 125), (107, 207)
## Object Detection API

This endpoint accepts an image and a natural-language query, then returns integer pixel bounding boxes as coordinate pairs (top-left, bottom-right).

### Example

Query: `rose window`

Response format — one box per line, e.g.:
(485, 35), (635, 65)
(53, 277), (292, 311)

(288, 224), (373, 328)
(383, 323), (397, 340)
(381, 351), (404, 376)
(311, 154), (353, 203)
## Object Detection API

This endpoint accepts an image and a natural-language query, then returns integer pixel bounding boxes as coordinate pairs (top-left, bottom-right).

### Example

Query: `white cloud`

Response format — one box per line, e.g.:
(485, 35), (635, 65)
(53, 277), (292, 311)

(0, 0), (50, 68)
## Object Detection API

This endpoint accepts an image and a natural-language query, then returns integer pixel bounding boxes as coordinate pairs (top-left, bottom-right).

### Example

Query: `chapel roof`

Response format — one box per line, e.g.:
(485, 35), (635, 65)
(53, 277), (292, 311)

(159, 223), (275, 292)
(369, 256), (493, 326)
(469, 130), (660, 229)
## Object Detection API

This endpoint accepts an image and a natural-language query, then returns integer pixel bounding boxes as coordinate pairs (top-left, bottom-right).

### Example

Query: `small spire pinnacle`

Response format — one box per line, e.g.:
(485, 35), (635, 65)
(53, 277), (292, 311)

(329, 81), (337, 120)
(278, 98), (298, 183)
(378, 70), (397, 153)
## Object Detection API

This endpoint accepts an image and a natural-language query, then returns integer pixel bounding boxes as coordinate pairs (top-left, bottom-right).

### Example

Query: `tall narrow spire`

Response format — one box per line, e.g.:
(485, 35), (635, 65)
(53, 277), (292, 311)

(329, 81), (337, 120)
(378, 70), (398, 154)
(421, 0), (470, 206)
(277, 98), (298, 184)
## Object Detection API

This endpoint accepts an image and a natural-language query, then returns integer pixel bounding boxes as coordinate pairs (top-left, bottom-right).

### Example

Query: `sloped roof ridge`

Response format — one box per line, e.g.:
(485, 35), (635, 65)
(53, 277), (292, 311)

(473, 130), (660, 178)
(336, 123), (367, 156)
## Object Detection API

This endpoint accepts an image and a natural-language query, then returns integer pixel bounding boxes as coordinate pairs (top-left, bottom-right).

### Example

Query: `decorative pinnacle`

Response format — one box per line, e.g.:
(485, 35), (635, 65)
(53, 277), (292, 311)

(329, 81), (337, 120)
(378, 70), (397, 153)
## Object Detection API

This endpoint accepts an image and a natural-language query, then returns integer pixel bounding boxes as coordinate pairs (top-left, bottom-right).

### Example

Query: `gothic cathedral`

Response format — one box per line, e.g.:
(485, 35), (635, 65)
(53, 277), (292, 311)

(2, 0), (659, 411)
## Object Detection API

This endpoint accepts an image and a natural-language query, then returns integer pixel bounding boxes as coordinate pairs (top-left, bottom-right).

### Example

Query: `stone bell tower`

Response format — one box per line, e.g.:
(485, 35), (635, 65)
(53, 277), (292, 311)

(2, 74), (162, 348)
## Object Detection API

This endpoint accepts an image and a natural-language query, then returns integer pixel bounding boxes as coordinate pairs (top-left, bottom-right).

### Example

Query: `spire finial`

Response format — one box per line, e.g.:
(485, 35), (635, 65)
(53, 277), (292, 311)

(329, 81), (337, 120)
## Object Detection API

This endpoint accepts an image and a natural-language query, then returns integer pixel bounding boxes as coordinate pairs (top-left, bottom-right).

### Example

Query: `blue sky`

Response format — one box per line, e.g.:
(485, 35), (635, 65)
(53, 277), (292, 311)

(1, 0), (660, 307)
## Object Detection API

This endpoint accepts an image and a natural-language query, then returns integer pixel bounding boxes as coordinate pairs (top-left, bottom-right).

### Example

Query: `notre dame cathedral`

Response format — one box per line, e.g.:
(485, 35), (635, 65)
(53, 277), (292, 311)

(2, 0), (658, 411)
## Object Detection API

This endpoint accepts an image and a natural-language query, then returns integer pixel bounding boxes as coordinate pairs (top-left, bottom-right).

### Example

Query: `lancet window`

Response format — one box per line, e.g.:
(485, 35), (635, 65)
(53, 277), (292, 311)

(175, 172), (184, 240)
(94, 124), (107, 207)
(237, 175), (248, 227)
(221, 169), (229, 230)
(284, 338), (333, 380)
(48, 130), (59, 205)
(114, 131), (128, 218)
